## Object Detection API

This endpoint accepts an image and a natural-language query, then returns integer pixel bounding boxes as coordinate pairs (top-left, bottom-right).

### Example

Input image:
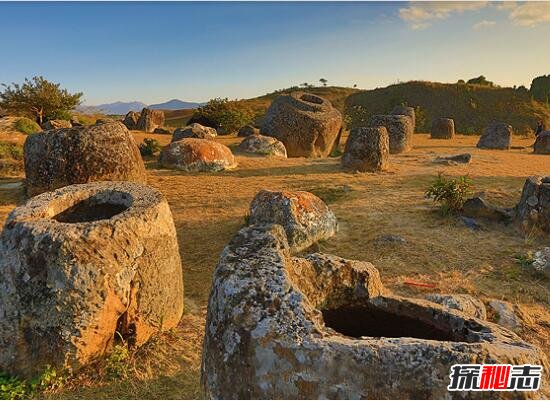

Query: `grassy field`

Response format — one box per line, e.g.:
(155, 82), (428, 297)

(0, 129), (548, 398)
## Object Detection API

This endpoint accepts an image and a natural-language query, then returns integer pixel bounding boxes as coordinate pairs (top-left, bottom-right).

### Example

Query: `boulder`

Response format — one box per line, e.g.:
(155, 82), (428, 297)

(487, 300), (520, 331)
(136, 108), (165, 133)
(368, 115), (413, 154)
(122, 111), (140, 130)
(153, 127), (172, 135)
(534, 131), (550, 154)
(159, 138), (236, 172)
(390, 105), (415, 128)
(41, 119), (72, 130)
(238, 125), (260, 137)
(515, 176), (550, 233)
(433, 153), (471, 165)
(261, 92), (342, 158)
(477, 122), (512, 150)
(431, 118), (455, 139)
(462, 196), (513, 222)
(172, 123), (217, 142)
(425, 294), (487, 319)
(248, 189), (337, 252)
(24, 121), (147, 196)
(237, 134), (287, 157)
(341, 126), (389, 172)
(0, 182), (184, 377)
(70, 117), (83, 127)
(201, 224), (547, 399)
(533, 247), (549, 277)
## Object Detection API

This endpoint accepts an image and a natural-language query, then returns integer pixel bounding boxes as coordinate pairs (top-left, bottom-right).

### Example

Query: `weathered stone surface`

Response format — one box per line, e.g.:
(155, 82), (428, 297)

(341, 126), (389, 172)
(136, 108), (165, 133)
(390, 105), (415, 129)
(153, 127), (172, 135)
(202, 225), (547, 399)
(462, 196), (513, 222)
(534, 131), (550, 154)
(458, 216), (486, 231)
(431, 118), (455, 139)
(238, 125), (260, 137)
(433, 153), (471, 165)
(70, 117), (82, 127)
(248, 190), (337, 253)
(261, 92), (343, 158)
(24, 121), (147, 197)
(426, 294), (487, 319)
(159, 138), (236, 172)
(373, 234), (407, 245)
(237, 134), (287, 157)
(41, 119), (72, 130)
(515, 176), (550, 233)
(122, 111), (140, 130)
(172, 123), (217, 142)
(487, 300), (520, 331)
(477, 122), (512, 150)
(368, 114), (413, 154)
(533, 247), (549, 277)
(0, 182), (184, 377)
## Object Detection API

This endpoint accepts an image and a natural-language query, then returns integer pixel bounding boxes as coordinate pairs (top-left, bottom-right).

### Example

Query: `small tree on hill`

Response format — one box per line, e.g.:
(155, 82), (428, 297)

(466, 75), (494, 87)
(319, 78), (328, 87)
(530, 75), (550, 104)
(0, 76), (82, 124)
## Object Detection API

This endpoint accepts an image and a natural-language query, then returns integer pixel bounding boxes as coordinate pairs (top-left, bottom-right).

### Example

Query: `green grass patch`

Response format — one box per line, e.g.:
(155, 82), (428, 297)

(13, 118), (40, 135)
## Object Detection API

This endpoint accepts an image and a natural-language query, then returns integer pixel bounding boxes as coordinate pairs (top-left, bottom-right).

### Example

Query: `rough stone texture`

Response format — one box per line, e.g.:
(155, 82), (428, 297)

(533, 247), (549, 277)
(341, 126), (389, 172)
(431, 118), (455, 139)
(202, 225), (548, 399)
(122, 111), (140, 130)
(390, 105), (415, 129)
(487, 300), (520, 331)
(425, 294), (487, 320)
(0, 182), (184, 378)
(462, 196), (513, 222)
(41, 120), (72, 130)
(237, 134), (287, 157)
(458, 216), (486, 231)
(368, 114), (414, 154)
(433, 153), (471, 165)
(477, 122), (513, 150)
(24, 121), (147, 197)
(515, 176), (550, 233)
(261, 92), (343, 158)
(238, 125), (260, 137)
(372, 234), (407, 245)
(159, 138), (236, 172)
(534, 131), (550, 154)
(248, 190), (337, 253)
(153, 127), (172, 135)
(136, 108), (165, 133)
(172, 123), (217, 142)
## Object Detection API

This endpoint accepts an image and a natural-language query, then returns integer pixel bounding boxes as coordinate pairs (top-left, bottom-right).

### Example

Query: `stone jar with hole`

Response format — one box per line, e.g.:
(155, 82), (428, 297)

(0, 181), (184, 378)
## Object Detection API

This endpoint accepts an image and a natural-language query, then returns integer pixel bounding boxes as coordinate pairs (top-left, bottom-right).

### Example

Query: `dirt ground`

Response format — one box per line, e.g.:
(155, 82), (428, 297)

(0, 131), (548, 398)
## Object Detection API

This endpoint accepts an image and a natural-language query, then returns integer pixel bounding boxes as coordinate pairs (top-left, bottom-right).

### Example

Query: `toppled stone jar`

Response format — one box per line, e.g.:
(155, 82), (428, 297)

(0, 182), (184, 378)
(202, 225), (548, 399)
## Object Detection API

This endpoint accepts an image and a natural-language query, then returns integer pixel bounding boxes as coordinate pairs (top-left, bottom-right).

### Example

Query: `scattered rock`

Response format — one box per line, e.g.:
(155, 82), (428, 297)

(261, 92), (343, 158)
(0, 182), (184, 377)
(390, 105), (415, 129)
(238, 125), (260, 137)
(153, 127), (172, 135)
(122, 111), (140, 130)
(458, 216), (485, 231)
(426, 294), (487, 319)
(373, 234), (407, 244)
(533, 247), (549, 276)
(341, 126), (389, 172)
(237, 134), (287, 157)
(368, 114), (413, 154)
(515, 175), (550, 233)
(462, 196), (512, 222)
(136, 108), (165, 133)
(172, 123), (217, 141)
(24, 121), (147, 196)
(41, 119), (72, 130)
(159, 138), (236, 172)
(476, 122), (512, 150)
(487, 300), (520, 331)
(70, 117), (83, 127)
(433, 153), (471, 165)
(534, 131), (550, 154)
(431, 118), (455, 139)
(248, 189), (337, 252)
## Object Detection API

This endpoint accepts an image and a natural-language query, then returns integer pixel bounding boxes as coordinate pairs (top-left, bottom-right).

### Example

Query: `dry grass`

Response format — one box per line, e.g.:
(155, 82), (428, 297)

(0, 132), (548, 398)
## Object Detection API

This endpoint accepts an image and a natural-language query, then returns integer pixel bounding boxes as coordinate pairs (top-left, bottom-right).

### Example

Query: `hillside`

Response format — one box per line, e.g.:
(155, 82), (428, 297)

(345, 81), (550, 135)
(149, 99), (204, 110)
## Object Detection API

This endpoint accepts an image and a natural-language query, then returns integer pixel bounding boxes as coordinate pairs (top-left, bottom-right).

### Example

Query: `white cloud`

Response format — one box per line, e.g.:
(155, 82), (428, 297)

(473, 19), (497, 29)
(399, 2), (488, 28)
(508, 2), (550, 27)
(494, 1), (517, 11)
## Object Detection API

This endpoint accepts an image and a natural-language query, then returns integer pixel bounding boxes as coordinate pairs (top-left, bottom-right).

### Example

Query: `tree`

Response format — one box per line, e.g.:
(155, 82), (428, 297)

(0, 76), (82, 124)
(466, 75), (494, 87)
(300, 82), (309, 88)
(530, 75), (550, 103)
(191, 98), (254, 134)
(319, 78), (328, 87)
(353, 84), (357, 88)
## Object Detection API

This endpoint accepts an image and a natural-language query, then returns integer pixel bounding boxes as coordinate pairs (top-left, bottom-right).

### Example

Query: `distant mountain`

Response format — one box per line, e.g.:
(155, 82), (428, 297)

(148, 99), (204, 110)
(79, 99), (204, 115)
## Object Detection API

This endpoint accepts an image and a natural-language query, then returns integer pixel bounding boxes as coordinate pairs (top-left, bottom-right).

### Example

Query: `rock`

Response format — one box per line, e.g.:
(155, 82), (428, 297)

(487, 300), (520, 331)
(515, 176), (550, 233)
(122, 111), (140, 130)
(390, 105), (415, 129)
(24, 121), (147, 197)
(41, 119), (72, 130)
(373, 234), (407, 244)
(153, 127), (172, 135)
(159, 138), (236, 172)
(534, 131), (550, 154)
(0, 182), (184, 378)
(202, 224), (547, 399)
(94, 118), (116, 125)
(368, 114), (413, 154)
(426, 294), (487, 319)
(70, 117), (83, 127)
(136, 108), (165, 133)
(477, 122), (512, 150)
(248, 189), (337, 252)
(433, 153), (471, 165)
(458, 216), (485, 231)
(533, 247), (549, 276)
(261, 92), (343, 158)
(462, 196), (513, 222)
(172, 123), (217, 141)
(431, 118), (455, 139)
(238, 125), (260, 137)
(237, 134), (287, 157)
(341, 126), (389, 172)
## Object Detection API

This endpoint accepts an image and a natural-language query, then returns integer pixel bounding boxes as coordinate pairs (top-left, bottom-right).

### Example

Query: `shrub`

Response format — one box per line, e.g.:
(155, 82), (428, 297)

(426, 174), (473, 214)
(105, 344), (130, 380)
(14, 118), (41, 135)
(139, 138), (161, 157)
(191, 98), (253, 134)
(0, 366), (65, 399)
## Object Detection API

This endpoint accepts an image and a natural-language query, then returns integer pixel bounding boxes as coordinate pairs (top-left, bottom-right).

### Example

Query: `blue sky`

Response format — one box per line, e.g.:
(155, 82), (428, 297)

(1, 1), (549, 105)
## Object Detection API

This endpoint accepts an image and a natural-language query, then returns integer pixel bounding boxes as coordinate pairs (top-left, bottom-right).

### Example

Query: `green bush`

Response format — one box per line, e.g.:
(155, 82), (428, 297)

(139, 138), (161, 156)
(426, 174), (473, 214)
(192, 98), (253, 134)
(14, 118), (41, 135)
(0, 366), (65, 399)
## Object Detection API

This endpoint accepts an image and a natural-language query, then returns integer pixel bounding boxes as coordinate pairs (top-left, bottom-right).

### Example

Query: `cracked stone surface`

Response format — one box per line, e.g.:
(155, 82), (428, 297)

(368, 114), (414, 154)
(159, 138), (237, 172)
